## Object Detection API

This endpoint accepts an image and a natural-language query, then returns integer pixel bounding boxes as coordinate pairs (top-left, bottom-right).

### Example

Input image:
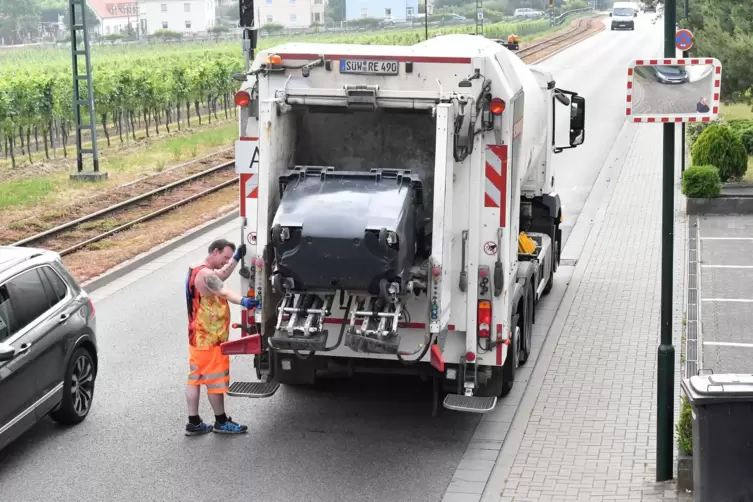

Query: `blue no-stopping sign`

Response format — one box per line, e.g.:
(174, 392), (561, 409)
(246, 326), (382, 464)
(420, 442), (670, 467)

(675, 29), (694, 51)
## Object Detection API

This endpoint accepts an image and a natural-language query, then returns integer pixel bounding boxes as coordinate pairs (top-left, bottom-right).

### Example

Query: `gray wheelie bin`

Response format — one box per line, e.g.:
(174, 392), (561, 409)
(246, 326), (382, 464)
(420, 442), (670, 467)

(681, 374), (753, 502)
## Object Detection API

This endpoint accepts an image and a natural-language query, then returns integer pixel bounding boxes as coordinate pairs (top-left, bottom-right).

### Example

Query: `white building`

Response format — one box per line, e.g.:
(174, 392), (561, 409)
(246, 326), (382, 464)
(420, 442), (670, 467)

(139, 0), (217, 35)
(258, 0), (326, 28)
(86, 0), (140, 36)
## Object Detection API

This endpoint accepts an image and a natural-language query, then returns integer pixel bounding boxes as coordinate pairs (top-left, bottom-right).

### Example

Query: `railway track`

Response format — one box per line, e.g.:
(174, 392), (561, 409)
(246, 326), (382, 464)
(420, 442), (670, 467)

(517, 18), (595, 62)
(7, 19), (598, 259)
(9, 161), (237, 256)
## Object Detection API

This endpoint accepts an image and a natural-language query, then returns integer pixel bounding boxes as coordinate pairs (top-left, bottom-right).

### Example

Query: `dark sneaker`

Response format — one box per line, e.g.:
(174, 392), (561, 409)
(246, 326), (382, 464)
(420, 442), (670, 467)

(185, 421), (213, 436)
(213, 416), (248, 434)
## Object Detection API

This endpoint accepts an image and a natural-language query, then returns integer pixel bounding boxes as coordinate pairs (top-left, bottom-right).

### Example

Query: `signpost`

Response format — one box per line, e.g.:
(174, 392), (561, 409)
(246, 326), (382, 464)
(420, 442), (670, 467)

(624, 0), (721, 483)
(658, 0), (677, 482)
(676, 28), (693, 174)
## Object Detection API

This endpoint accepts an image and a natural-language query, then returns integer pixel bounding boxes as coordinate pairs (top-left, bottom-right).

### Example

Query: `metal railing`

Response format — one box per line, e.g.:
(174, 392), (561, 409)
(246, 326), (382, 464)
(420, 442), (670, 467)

(550, 7), (595, 26)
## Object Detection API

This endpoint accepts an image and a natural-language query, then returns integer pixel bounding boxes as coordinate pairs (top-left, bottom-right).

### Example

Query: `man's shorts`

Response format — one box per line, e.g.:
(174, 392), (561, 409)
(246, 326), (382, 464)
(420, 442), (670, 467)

(187, 345), (230, 394)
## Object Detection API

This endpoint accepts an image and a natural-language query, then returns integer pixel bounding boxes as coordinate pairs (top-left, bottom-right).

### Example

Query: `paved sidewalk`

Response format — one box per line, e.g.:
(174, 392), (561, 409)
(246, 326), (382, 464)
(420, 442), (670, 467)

(449, 122), (689, 502)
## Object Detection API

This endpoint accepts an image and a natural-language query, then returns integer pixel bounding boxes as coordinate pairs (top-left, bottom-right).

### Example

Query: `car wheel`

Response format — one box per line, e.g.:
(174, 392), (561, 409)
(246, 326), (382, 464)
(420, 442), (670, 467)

(50, 347), (96, 426)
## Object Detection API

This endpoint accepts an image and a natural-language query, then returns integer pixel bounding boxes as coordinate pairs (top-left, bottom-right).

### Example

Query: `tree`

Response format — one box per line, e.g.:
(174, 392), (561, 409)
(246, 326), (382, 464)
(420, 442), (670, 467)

(0, 0), (42, 43)
(324, 0), (345, 23)
(685, 0), (753, 102)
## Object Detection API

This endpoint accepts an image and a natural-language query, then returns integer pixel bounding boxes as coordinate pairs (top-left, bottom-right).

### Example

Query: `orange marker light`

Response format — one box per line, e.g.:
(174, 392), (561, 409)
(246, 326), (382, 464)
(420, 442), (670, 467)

(266, 54), (282, 65)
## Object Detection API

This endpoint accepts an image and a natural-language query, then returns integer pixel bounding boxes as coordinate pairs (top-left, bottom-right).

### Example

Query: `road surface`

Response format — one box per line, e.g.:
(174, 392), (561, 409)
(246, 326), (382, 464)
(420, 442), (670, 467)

(0, 16), (667, 502)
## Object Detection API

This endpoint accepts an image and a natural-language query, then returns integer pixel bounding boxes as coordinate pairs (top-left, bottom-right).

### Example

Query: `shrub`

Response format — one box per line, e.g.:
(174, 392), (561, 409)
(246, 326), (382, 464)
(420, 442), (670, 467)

(676, 394), (693, 456)
(686, 121), (711, 150)
(727, 119), (753, 133)
(739, 127), (753, 156)
(691, 124), (748, 182)
(682, 165), (722, 198)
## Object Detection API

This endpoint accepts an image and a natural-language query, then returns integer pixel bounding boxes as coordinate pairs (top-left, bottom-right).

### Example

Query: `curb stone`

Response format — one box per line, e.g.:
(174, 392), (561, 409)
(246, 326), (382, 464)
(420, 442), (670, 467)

(81, 209), (239, 293)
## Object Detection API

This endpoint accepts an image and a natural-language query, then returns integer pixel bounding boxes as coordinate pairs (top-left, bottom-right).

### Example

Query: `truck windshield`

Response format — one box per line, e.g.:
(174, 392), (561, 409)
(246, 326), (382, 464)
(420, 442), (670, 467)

(613, 8), (633, 15)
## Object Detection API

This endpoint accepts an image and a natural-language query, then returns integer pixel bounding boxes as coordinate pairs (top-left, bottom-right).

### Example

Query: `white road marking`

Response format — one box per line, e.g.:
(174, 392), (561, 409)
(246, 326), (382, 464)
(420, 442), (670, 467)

(703, 341), (753, 348)
(701, 265), (753, 269)
(700, 237), (753, 241)
(702, 298), (753, 302)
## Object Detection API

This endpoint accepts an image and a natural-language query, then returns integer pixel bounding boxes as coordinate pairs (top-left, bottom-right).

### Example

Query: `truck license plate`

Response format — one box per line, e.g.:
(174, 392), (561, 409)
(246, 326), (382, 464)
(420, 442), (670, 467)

(339, 59), (399, 75)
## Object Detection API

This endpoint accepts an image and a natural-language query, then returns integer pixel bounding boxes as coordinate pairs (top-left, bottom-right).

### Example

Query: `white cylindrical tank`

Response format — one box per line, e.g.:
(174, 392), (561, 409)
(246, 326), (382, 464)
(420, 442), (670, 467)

(414, 34), (550, 184)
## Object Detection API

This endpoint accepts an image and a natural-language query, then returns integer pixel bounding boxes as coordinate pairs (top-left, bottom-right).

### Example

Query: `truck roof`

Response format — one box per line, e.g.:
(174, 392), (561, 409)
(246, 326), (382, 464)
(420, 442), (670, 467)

(257, 34), (518, 65)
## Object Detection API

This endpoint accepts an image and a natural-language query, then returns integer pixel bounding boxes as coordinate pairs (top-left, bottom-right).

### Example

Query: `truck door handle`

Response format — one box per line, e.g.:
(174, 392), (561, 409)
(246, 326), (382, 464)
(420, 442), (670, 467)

(16, 343), (32, 356)
(58, 313), (70, 324)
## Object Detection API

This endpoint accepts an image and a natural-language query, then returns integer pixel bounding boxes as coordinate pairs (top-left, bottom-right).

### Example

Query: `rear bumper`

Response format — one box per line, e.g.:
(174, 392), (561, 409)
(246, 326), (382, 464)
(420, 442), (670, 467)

(611, 21), (634, 29)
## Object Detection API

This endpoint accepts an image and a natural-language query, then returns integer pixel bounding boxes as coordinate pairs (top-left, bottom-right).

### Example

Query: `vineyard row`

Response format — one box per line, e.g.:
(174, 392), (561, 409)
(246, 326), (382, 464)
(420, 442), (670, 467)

(0, 20), (548, 168)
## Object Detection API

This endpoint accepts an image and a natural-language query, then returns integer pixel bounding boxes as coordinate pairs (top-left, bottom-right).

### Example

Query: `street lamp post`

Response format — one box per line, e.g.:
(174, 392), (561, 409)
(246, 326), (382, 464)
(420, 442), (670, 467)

(657, 0), (677, 483)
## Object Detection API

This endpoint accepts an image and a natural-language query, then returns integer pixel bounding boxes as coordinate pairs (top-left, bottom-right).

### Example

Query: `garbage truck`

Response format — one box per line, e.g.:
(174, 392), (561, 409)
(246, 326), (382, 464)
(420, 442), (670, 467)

(222, 33), (587, 415)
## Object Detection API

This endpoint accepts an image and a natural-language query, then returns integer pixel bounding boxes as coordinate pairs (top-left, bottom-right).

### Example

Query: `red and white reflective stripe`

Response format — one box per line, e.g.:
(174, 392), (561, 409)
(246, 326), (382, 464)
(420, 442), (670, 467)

(238, 136), (259, 218)
(484, 145), (508, 228)
(632, 116), (712, 123)
(239, 173), (258, 217)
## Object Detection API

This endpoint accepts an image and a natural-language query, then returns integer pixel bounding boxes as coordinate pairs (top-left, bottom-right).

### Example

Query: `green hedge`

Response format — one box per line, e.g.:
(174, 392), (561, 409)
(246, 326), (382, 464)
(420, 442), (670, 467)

(676, 394), (693, 456)
(682, 165), (722, 198)
(691, 124), (748, 182)
(739, 127), (753, 156)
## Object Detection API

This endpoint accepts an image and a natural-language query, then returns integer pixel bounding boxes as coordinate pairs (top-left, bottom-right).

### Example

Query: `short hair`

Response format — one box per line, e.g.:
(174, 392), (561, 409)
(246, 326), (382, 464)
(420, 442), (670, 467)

(208, 239), (236, 254)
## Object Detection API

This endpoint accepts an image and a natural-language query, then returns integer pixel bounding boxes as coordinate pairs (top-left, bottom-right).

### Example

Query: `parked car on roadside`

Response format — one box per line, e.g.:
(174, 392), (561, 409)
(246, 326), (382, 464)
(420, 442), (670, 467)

(0, 246), (98, 452)
(514, 8), (545, 19)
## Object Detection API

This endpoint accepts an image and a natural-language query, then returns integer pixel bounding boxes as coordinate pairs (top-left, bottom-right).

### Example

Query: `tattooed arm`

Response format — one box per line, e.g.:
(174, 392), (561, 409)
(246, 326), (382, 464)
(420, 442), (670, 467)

(214, 256), (239, 282)
(195, 269), (244, 304)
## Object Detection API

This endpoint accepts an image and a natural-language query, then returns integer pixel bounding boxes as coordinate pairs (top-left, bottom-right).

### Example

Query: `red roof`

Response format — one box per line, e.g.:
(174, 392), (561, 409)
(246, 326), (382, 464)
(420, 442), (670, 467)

(87, 0), (138, 19)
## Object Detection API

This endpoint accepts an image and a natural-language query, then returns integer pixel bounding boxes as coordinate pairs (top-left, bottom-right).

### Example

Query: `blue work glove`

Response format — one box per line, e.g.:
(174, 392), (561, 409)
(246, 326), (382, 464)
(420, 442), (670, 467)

(233, 244), (247, 262)
(241, 296), (260, 310)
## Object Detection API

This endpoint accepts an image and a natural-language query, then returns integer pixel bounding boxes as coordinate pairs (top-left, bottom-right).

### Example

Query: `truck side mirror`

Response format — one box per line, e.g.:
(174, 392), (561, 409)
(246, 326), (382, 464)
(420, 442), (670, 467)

(569, 95), (585, 147)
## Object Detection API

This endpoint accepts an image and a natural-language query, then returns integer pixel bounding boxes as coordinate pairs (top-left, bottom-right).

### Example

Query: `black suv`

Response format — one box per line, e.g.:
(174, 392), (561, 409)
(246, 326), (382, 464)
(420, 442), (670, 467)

(0, 246), (98, 451)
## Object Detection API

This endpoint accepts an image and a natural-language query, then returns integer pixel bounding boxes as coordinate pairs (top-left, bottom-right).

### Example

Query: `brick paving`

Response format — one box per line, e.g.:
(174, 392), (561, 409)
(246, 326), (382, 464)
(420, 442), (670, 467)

(496, 124), (689, 501)
(442, 123), (691, 502)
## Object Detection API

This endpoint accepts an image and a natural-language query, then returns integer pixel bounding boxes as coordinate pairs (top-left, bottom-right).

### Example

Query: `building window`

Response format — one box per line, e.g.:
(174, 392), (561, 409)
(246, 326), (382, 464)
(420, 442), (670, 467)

(289, 0), (295, 3)
(406, 7), (414, 18)
(160, 3), (167, 11)
(185, 20), (191, 28)
(314, 0), (321, 3)
(266, 14), (273, 22)
(290, 13), (297, 23)
(360, 7), (367, 18)
(265, 0), (271, 4)
(184, 2), (190, 11)
(314, 12), (321, 22)
(162, 21), (168, 28)
(385, 8), (391, 16)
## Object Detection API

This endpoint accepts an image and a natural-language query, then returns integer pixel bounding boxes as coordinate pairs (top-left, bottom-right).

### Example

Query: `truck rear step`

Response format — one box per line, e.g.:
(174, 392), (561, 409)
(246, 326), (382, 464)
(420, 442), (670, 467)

(443, 394), (497, 413)
(228, 381), (280, 398)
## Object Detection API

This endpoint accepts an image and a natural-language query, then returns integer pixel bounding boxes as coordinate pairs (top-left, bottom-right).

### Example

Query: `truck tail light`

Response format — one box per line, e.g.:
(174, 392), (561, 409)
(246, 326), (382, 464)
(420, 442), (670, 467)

(490, 98), (505, 115)
(234, 90), (250, 107)
(478, 300), (491, 338)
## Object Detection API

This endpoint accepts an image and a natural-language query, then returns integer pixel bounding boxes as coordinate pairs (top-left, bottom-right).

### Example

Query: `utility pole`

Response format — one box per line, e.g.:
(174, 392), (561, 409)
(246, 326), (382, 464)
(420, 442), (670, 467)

(424, 0), (428, 40)
(239, 0), (257, 72)
(68, 0), (106, 181)
(657, 0), (676, 484)
(476, 0), (483, 35)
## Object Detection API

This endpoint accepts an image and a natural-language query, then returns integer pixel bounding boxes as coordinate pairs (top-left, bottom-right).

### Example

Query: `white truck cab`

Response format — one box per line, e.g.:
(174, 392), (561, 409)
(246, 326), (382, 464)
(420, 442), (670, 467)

(611, 1), (637, 30)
